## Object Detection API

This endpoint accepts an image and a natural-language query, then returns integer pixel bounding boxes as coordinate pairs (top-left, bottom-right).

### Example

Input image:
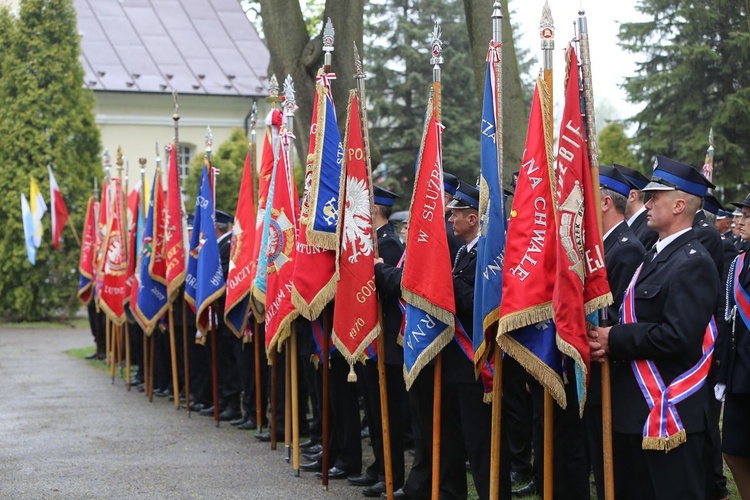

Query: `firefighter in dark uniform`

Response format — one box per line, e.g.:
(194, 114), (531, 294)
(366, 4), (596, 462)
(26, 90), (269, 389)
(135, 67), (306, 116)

(588, 157), (719, 499)
(719, 193), (750, 498)
(348, 186), (407, 497)
(614, 163), (659, 249)
(585, 166), (645, 499)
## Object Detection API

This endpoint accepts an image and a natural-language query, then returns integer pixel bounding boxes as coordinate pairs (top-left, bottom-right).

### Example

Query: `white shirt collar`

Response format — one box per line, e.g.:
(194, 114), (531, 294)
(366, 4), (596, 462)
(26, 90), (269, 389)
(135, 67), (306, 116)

(654, 227), (691, 255)
(627, 205), (647, 226)
(217, 231), (232, 244)
(602, 220), (625, 243)
(466, 235), (480, 252)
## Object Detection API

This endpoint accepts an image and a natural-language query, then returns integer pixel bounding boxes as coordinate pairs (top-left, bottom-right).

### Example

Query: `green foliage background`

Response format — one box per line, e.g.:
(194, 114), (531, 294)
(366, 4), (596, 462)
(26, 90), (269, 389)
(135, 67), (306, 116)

(619, 0), (750, 203)
(0, 0), (101, 321)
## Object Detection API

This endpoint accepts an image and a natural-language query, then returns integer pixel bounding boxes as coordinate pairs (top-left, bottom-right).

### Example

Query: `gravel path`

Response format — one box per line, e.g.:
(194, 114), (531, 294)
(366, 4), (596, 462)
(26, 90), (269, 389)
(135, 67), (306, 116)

(0, 325), (364, 499)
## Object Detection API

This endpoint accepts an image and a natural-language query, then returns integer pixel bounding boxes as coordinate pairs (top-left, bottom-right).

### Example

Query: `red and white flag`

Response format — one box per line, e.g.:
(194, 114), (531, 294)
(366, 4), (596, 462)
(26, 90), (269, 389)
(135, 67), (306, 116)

(332, 91), (380, 376)
(164, 144), (187, 301)
(552, 45), (612, 410)
(98, 179), (129, 325)
(47, 165), (69, 250)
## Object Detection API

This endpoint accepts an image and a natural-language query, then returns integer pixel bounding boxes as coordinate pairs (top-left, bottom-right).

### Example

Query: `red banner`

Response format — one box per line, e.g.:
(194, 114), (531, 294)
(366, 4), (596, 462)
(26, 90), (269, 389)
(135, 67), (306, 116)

(98, 179), (128, 325)
(165, 145), (186, 301)
(77, 196), (96, 305)
(401, 103), (456, 329)
(149, 170), (168, 286)
(332, 91), (380, 372)
(553, 45), (612, 408)
(225, 150), (257, 336)
(264, 129), (299, 352)
(124, 185), (140, 302)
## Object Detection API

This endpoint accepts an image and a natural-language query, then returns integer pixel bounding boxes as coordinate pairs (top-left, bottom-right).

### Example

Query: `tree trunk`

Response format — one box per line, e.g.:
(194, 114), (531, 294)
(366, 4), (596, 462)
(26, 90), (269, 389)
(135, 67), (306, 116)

(463, 0), (525, 183)
(258, 0), (364, 166)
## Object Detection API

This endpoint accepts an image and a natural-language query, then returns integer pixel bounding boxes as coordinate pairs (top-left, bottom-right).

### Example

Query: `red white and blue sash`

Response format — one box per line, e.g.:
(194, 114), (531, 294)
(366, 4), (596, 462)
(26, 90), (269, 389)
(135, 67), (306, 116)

(728, 253), (750, 330)
(621, 264), (717, 451)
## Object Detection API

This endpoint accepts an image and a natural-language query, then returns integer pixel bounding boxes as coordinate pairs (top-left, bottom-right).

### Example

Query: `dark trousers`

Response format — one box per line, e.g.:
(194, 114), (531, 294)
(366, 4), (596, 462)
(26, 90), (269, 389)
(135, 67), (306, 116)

(531, 366), (590, 500)
(615, 431), (706, 499)
(88, 300), (106, 355)
(217, 327), (241, 410)
(584, 404), (604, 500)
(328, 356), (362, 472)
(361, 360), (406, 488)
(190, 335), (212, 406)
(503, 356), (534, 477)
(704, 394), (729, 499)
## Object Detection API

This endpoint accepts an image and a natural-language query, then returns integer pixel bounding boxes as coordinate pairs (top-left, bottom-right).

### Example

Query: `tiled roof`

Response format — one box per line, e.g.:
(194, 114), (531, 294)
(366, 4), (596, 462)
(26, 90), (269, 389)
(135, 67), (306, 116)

(75, 0), (269, 97)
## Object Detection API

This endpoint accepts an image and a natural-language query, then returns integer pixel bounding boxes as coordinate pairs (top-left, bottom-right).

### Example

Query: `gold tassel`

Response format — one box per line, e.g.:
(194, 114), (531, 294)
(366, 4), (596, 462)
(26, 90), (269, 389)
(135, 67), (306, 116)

(347, 363), (357, 383)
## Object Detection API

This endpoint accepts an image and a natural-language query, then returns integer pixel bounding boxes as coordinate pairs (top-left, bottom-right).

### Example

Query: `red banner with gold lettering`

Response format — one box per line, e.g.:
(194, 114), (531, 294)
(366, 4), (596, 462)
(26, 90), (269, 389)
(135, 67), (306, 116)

(552, 45), (612, 409)
(98, 179), (128, 325)
(165, 144), (186, 301)
(332, 91), (380, 376)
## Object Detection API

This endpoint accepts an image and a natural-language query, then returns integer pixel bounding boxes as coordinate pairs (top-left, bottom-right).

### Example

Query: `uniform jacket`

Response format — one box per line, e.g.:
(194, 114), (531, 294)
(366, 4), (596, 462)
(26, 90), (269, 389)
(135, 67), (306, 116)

(693, 210), (724, 278)
(630, 208), (658, 250)
(443, 242), (478, 384)
(588, 220), (645, 407)
(608, 229), (719, 434)
(375, 223), (405, 365)
(723, 251), (750, 394)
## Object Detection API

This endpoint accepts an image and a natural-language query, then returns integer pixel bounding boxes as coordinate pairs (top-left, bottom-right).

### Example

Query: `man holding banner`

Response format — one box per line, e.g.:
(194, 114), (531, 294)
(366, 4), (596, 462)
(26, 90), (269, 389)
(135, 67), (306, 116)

(588, 157), (719, 499)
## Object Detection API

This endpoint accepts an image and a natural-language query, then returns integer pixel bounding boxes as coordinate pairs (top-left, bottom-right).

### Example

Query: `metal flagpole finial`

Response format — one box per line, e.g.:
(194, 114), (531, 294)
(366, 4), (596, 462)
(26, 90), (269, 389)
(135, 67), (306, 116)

(492, 1), (503, 43)
(323, 18), (335, 53)
(540, 1), (554, 50)
(283, 75), (296, 117)
(172, 90), (180, 122)
(156, 141), (162, 169)
(353, 42), (364, 80)
(492, 1), (503, 20)
(267, 74), (281, 104)
(430, 23), (443, 67)
(103, 149), (111, 177)
(250, 101), (258, 131)
(205, 126), (213, 153)
(116, 146), (124, 177)
(709, 128), (715, 148)
(578, 8), (588, 33)
(139, 157), (147, 174)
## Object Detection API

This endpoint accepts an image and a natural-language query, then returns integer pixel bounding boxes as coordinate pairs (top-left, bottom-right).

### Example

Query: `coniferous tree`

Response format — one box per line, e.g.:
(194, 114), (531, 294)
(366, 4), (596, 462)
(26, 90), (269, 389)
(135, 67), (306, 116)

(619, 0), (750, 201)
(0, 0), (101, 321)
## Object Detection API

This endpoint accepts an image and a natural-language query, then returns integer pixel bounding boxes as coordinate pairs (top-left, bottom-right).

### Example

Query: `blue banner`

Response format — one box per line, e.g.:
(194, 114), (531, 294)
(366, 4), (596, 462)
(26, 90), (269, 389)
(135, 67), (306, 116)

(135, 172), (169, 334)
(186, 165), (226, 334)
(474, 60), (507, 365)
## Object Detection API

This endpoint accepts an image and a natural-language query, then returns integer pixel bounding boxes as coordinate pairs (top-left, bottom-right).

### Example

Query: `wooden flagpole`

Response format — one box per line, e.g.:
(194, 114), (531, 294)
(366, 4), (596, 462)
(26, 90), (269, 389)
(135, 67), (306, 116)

(291, 325), (301, 475)
(321, 305), (331, 488)
(488, 4), (505, 499)
(577, 10), (614, 500)
(541, 3), (555, 499)
(430, 23), (444, 500)
(270, 348), (278, 450)
(354, 41), (394, 499)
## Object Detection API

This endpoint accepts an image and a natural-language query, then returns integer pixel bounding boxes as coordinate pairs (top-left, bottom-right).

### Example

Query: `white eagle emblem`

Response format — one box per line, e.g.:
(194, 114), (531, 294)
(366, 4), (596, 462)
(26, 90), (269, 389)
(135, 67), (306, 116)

(341, 176), (373, 263)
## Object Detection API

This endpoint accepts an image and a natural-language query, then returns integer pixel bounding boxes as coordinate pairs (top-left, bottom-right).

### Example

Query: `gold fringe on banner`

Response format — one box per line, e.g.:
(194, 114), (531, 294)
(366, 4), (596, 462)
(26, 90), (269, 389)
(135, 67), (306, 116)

(555, 336), (587, 416)
(402, 323), (453, 392)
(497, 333), (567, 409)
(331, 322), (381, 384)
(291, 270), (339, 321)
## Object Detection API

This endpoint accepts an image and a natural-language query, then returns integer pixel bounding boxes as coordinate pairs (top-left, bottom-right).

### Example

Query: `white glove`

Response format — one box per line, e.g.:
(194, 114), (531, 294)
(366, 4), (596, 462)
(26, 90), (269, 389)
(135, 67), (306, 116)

(714, 383), (726, 402)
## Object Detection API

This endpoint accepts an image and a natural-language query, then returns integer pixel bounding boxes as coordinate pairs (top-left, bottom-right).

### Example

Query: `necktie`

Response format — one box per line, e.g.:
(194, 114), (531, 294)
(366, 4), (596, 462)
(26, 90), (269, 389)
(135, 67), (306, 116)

(454, 245), (466, 269)
(644, 244), (657, 265)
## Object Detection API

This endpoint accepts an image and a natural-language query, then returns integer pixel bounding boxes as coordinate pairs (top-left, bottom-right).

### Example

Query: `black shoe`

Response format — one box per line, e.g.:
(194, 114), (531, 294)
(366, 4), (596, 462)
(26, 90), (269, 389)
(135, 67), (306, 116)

(188, 402), (206, 412)
(512, 479), (536, 497)
(85, 352), (98, 360)
(218, 408), (242, 422)
(301, 451), (322, 462)
(347, 472), (378, 486)
(363, 481), (386, 497)
(300, 459), (323, 472)
(229, 417), (247, 426)
(299, 439), (319, 450)
(136, 384), (144, 393)
(318, 466), (354, 480)
(360, 426), (370, 439)
(382, 487), (410, 499)
(237, 418), (257, 430)
(255, 431), (283, 442)
(510, 470), (532, 487)
(303, 443), (322, 454)
(199, 406), (213, 416)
